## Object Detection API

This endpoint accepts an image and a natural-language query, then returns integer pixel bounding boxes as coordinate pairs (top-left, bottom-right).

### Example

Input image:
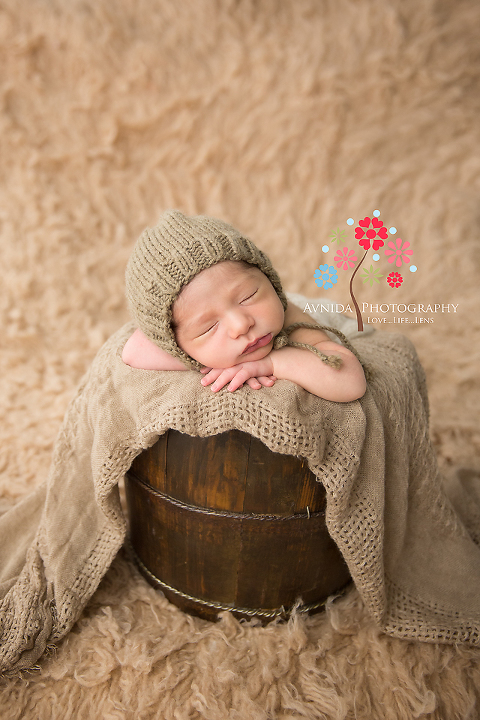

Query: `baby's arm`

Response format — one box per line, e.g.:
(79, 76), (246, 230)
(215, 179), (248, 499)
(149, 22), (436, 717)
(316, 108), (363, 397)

(122, 329), (276, 390)
(202, 343), (365, 401)
(122, 330), (276, 389)
(271, 342), (365, 401)
(122, 329), (188, 371)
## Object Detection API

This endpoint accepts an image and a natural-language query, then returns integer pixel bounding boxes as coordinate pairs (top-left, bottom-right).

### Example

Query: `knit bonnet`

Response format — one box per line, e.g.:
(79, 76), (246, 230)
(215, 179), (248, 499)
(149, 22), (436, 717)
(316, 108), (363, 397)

(125, 210), (289, 370)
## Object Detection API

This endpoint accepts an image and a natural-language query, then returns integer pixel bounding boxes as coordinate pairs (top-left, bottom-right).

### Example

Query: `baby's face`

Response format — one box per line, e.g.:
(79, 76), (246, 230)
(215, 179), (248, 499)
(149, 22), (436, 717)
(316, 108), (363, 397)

(172, 261), (285, 369)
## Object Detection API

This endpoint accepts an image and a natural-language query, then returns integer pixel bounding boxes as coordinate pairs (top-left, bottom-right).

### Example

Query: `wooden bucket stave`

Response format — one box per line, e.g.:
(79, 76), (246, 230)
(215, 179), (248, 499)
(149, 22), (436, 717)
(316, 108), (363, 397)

(125, 429), (351, 622)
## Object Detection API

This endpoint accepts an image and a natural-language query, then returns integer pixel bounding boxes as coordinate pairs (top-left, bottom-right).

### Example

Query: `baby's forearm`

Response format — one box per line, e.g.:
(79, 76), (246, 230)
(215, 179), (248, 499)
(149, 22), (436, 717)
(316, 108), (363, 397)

(270, 343), (366, 402)
(122, 329), (188, 371)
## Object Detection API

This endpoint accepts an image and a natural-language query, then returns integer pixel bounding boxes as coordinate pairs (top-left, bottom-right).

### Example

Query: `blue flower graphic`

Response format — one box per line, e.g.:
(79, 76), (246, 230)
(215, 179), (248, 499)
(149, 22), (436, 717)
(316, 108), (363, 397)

(314, 264), (338, 289)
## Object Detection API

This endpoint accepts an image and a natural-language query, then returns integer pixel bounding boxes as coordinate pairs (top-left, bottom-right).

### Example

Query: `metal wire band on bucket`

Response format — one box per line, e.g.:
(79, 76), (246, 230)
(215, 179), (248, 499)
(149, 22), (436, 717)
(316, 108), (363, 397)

(126, 536), (350, 620)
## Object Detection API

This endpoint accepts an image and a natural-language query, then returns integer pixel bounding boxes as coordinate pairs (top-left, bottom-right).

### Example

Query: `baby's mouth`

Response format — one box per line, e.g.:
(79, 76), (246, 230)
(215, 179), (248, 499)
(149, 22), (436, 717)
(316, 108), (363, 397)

(243, 333), (272, 355)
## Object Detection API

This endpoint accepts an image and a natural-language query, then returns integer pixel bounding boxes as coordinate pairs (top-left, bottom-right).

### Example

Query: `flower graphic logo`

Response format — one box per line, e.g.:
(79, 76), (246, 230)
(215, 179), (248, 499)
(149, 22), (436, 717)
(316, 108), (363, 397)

(314, 264), (338, 289)
(355, 217), (388, 251)
(387, 271), (403, 288)
(318, 210), (417, 331)
(334, 247), (358, 270)
(385, 238), (412, 268)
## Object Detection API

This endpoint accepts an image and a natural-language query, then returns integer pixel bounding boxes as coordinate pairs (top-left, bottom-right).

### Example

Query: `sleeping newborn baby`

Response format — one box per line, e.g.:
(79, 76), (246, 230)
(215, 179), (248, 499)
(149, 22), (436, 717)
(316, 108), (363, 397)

(122, 211), (366, 402)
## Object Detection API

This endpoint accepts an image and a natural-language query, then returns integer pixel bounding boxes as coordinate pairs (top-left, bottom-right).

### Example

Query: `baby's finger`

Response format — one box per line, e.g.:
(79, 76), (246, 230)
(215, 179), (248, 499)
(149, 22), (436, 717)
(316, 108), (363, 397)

(210, 368), (238, 392)
(246, 378), (262, 390)
(257, 376), (276, 386)
(201, 368), (224, 386)
(226, 369), (251, 392)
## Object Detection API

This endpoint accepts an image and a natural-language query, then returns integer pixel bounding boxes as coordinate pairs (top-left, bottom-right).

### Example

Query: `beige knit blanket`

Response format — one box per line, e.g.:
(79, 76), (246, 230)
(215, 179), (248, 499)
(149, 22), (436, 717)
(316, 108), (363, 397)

(1, 318), (480, 676)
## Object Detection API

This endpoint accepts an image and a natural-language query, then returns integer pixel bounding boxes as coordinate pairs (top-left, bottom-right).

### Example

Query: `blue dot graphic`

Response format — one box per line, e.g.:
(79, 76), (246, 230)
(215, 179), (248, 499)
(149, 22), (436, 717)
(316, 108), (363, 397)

(346, 218), (354, 225)
(410, 265), (417, 273)
(322, 245), (329, 253)
(373, 210), (380, 217)
(372, 254), (380, 261)
(389, 227), (397, 234)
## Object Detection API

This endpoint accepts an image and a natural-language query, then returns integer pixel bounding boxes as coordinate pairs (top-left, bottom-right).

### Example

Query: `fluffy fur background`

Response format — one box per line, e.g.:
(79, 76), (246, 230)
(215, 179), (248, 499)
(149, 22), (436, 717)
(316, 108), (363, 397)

(1, 0), (479, 717)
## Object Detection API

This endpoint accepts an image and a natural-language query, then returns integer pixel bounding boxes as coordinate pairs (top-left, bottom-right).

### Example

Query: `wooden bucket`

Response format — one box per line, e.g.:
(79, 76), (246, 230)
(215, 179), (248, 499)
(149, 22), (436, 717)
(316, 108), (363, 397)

(125, 429), (351, 622)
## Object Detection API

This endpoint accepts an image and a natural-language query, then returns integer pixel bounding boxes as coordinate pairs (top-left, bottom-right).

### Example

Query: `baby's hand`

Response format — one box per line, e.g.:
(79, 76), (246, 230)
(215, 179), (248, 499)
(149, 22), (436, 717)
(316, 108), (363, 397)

(200, 357), (276, 392)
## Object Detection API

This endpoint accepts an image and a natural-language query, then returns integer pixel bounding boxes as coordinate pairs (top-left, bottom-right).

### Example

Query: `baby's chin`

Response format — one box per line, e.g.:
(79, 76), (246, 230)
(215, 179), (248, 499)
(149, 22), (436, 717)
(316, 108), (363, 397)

(197, 338), (275, 369)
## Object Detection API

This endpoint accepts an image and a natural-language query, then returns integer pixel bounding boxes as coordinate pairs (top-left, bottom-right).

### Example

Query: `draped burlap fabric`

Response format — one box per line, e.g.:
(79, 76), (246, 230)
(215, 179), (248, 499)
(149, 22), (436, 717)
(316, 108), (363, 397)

(1, 304), (480, 676)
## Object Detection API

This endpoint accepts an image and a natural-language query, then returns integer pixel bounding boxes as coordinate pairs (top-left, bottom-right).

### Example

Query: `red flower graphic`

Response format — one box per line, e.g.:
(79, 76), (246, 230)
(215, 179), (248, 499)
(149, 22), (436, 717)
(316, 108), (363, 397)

(355, 216), (388, 251)
(387, 271), (403, 288)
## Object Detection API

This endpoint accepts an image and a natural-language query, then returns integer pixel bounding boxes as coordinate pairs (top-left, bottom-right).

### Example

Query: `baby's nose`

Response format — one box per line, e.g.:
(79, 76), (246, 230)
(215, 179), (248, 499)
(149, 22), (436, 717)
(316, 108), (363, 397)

(227, 309), (254, 337)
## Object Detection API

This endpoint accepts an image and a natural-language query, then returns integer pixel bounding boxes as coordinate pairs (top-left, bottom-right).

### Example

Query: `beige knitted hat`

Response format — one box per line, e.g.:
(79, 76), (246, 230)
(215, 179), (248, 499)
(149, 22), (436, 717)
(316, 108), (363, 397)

(125, 210), (288, 370)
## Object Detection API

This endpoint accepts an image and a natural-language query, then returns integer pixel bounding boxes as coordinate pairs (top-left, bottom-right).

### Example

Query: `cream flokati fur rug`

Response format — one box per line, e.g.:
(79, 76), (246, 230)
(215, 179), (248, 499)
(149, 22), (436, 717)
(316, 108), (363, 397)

(1, 0), (480, 718)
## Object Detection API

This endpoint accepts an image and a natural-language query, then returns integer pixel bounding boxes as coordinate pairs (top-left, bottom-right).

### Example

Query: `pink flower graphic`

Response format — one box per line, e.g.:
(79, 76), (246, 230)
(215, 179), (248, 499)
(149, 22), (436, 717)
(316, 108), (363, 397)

(355, 216), (388, 251)
(387, 271), (403, 288)
(385, 238), (412, 268)
(334, 246), (358, 270)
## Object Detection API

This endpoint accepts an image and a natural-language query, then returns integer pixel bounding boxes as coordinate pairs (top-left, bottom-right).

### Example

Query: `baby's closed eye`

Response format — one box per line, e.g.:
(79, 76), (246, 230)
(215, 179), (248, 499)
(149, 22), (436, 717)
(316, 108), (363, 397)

(241, 289), (257, 302)
(198, 322), (218, 337)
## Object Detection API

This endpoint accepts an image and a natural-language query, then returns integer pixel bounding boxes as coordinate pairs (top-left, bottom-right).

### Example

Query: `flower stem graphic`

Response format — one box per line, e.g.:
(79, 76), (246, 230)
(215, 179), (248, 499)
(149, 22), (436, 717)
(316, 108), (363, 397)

(349, 249), (368, 331)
